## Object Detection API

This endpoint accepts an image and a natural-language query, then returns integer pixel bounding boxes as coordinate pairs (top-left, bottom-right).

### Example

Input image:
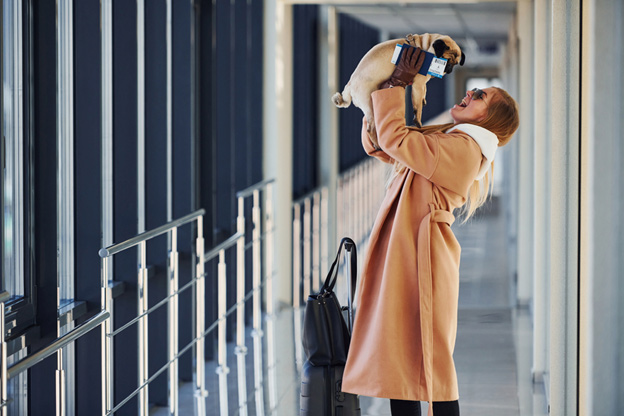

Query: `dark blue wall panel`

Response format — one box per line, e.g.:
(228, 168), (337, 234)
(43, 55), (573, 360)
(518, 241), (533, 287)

(338, 14), (379, 172)
(249, 0), (264, 184)
(112, 0), (139, 412)
(173, 0), (194, 382)
(74, 0), (103, 413)
(197, 0), (218, 360)
(145, 0), (169, 405)
(420, 76), (447, 124)
(292, 5), (320, 199)
(30, 0), (58, 412)
(197, 0), (264, 359)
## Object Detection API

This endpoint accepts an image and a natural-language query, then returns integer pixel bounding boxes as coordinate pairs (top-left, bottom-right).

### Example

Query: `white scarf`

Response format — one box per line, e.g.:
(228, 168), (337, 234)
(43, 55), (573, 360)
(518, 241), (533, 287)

(447, 124), (498, 180)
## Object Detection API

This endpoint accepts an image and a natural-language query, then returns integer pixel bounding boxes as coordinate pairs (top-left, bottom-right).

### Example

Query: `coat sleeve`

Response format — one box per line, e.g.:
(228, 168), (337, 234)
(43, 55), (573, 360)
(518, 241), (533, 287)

(361, 117), (394, 164)
(371, 87), (483, 195)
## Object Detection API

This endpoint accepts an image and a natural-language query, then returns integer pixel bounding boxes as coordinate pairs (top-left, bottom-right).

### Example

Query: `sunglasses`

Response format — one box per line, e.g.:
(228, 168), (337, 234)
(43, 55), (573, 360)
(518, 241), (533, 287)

(471, 88), (487, 100)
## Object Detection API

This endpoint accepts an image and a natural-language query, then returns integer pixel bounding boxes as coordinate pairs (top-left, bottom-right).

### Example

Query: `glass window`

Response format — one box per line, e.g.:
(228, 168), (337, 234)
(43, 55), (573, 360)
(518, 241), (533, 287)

(2, 0), (36, 336)
(466, 76), (503, 91)
(3, 0), (25, 301)
(3, 1), (31, 414)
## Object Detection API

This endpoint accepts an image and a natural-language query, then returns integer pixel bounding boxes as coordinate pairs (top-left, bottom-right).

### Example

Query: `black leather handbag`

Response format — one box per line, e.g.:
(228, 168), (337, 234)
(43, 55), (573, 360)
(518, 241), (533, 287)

(300, 237), (361, 416)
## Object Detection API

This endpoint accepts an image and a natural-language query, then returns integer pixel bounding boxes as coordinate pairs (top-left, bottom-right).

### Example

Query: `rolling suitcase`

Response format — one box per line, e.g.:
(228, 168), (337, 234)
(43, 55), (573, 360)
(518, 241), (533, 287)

(300, 237), (361, 416)
(300, 361), (360, 416)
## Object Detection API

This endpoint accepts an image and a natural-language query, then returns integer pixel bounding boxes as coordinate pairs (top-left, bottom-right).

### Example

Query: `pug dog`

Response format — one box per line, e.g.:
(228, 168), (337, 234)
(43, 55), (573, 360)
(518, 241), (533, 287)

(332, 33), (465, 147)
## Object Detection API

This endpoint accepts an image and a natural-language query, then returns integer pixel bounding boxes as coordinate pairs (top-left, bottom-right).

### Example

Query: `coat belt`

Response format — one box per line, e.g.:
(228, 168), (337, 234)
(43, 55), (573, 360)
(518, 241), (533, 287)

(417, 203), (455, 416)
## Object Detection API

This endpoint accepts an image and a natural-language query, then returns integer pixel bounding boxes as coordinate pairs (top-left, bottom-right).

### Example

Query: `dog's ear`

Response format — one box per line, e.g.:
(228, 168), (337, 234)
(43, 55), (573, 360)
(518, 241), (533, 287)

(460, 51), (466, 66)
(433, 39), (449, 58)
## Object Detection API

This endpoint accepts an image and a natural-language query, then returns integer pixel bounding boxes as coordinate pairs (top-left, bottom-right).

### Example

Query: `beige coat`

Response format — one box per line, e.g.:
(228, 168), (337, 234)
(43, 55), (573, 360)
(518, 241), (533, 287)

(341, 88), (484, 411)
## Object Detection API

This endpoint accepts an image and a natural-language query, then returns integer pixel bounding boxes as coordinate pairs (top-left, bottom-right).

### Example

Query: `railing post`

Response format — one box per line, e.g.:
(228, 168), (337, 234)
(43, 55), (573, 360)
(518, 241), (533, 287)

(349, 171), (355, 240)
(236, 197), (247, 346)
(303, 198), (311, 301)
(252, 190), (262, 332)
(251, 189), (265, 415)
(312, 192), (321, 293)
(265, 182), (275, 316)
(194, 216), (207, 415)
(292, 204), (301, 308)
(138, 241), (149, 416)
(235, 197), (248, 416)
(264, 183), (278, 413)
(216, 250), (229, 416)
(56, 349), (66, 416)
(357, 165), (364, 244)
(292, 202), (304, 370)
(101, 257), (113, 416)
(168, 227), (179, 415)
(321, 187), (329, 279)
(1, 296), (7, 416)
(336, 178), (343, 248)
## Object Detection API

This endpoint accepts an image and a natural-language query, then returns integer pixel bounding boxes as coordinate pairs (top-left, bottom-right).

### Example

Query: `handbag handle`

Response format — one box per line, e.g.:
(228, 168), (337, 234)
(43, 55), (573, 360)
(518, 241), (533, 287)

(321, 237), (357, 303)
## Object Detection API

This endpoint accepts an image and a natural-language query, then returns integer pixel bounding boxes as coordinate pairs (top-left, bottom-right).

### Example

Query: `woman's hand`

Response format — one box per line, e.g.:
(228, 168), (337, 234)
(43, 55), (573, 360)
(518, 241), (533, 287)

(379, 45), (426, 89)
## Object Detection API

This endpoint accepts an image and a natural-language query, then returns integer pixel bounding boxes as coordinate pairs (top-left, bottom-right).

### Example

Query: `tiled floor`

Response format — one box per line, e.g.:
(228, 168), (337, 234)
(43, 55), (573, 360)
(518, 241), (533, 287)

(152, 200), (549, 416)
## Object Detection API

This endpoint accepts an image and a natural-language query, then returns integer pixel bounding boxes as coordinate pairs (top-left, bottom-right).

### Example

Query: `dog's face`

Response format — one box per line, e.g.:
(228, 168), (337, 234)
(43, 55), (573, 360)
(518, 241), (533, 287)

(432, 37), (465, 74)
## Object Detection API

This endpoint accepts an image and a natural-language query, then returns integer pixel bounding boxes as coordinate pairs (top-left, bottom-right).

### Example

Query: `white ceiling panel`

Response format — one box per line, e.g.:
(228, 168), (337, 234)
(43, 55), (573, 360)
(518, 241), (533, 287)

(336, 2), (517, 67)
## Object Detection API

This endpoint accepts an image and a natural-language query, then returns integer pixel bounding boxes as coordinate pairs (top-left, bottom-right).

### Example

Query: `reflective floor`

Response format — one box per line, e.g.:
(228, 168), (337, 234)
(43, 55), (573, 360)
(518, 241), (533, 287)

(152, 200), (549, 416)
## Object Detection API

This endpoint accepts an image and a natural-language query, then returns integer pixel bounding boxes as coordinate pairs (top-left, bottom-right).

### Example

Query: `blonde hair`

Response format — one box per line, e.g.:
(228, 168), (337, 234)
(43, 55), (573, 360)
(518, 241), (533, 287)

(387, 87), (519, 221)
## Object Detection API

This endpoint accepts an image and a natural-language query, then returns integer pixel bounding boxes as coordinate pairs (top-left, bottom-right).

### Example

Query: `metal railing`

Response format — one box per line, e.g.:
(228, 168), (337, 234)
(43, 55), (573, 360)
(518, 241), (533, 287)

(98, 178), (275, 416)
(0, 291), (109, 416)
(292, 187), (329, 309)
(291, 159), (386, 369)
(336, 158), (386, 259)
(292, 158), (386, 309)
(99, 209), (205, 416)
(0, 178), (275, 416)
(0, 291), (11, 413)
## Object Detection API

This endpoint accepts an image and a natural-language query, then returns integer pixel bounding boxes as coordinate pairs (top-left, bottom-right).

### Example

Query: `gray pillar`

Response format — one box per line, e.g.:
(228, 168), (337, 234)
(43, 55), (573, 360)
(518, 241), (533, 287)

(515, 0), (534, 307)
(579, 1), (624, 415)
(501, 15), (519, 294)
(532, 0), (550, 382)
(549, 0), (580, 414)
(264, 0), (293, 307)
(318, 5), (339, 269)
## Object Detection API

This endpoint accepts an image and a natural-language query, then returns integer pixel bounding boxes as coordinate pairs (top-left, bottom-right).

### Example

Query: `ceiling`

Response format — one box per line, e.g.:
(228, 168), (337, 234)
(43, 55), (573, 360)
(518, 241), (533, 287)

(336, 2), (518, 68)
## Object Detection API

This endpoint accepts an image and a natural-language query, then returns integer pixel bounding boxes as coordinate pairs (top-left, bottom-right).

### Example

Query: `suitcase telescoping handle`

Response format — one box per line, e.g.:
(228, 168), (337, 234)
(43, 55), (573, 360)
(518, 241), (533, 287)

(321, 237), (357, 333)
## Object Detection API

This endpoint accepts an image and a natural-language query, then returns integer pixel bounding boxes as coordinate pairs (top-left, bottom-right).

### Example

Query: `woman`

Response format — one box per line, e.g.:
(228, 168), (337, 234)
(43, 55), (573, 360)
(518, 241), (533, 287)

(341, 46), (520, 416)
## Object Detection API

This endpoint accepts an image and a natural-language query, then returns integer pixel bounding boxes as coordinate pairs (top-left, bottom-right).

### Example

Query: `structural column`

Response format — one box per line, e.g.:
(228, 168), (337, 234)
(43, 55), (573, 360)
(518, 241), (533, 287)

(549, 0), (581, 414)
(318, 5), (339, 270)
(579, 1), (624, 415)
(531, 0), (550, 383)
(515, 0), (534, 306)
(264, 0), (293, 306)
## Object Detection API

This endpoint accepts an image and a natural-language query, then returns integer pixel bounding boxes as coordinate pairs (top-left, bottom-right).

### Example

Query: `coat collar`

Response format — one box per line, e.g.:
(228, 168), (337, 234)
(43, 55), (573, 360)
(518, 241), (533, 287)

(447, 124), (498, 180)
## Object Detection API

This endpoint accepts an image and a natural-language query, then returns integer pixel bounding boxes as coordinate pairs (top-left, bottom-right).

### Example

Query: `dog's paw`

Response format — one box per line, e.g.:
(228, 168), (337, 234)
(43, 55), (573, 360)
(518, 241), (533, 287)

(412, 112), (422, 128)
(332, 92), (350, 108)
(331, 92), (343, 106)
